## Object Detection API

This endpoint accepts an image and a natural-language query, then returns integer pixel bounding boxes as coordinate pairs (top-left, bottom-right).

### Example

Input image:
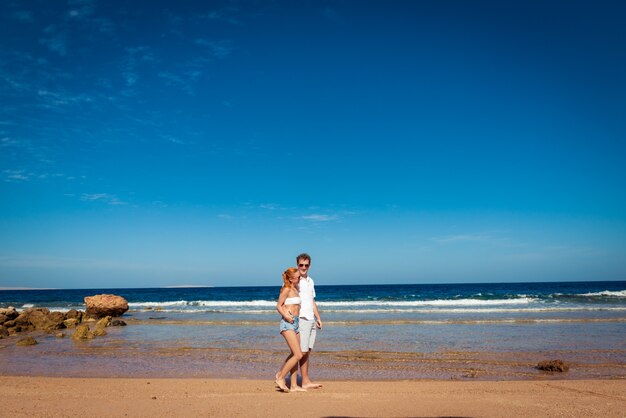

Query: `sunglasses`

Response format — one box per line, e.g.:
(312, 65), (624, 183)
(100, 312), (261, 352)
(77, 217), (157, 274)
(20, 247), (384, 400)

(298, 263), (310, 268)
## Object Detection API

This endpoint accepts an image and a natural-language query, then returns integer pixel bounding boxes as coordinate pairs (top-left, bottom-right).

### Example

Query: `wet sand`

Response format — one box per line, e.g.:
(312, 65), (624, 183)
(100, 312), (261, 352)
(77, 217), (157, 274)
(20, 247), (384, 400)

(2, 376), (625, 417)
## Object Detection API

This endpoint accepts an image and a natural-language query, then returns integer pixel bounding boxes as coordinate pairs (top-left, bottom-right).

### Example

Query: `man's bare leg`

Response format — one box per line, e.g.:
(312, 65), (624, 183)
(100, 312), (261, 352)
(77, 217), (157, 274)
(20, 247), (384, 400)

(299, 351), (322, 389)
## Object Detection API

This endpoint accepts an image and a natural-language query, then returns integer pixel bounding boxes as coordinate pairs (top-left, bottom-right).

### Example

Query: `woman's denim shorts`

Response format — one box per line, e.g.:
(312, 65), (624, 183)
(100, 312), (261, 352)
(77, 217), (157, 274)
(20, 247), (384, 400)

(279, 316), (299, 334)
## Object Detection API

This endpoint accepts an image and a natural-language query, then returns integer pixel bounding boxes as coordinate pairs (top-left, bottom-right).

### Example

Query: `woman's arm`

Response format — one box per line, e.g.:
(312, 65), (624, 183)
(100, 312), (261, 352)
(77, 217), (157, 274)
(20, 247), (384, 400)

(276, 287), (294, 323)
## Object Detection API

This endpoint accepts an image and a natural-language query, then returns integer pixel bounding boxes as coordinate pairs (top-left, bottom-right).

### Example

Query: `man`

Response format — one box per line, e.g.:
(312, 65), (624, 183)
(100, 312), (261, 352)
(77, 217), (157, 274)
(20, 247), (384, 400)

(296, 252), (323, 389)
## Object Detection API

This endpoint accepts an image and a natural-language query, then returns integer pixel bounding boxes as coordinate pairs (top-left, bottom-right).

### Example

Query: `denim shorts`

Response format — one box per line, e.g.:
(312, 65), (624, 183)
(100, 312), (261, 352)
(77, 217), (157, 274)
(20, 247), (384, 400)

(279, 316), (299, 334)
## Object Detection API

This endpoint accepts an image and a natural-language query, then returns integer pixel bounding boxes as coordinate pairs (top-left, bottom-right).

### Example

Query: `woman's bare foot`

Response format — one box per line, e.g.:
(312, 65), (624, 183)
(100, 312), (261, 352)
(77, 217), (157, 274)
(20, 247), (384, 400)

(275, 377), (289, 392)
(302, 382), (323, 389)
(290, 386), (307, 392)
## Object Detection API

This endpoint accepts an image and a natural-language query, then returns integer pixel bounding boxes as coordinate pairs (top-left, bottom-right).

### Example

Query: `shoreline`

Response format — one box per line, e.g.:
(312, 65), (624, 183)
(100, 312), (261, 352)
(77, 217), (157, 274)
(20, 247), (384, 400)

(2, 376), (625, 417)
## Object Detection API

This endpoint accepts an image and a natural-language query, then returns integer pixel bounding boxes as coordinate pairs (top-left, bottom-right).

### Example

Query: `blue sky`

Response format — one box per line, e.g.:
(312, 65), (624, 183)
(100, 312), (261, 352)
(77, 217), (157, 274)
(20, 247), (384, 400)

(1, 0), (625, 288)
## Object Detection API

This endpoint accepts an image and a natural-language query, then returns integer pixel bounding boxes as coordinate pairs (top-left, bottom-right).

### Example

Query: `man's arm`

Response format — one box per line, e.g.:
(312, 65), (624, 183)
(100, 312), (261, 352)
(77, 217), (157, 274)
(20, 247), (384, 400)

(313, 299), (322, 330)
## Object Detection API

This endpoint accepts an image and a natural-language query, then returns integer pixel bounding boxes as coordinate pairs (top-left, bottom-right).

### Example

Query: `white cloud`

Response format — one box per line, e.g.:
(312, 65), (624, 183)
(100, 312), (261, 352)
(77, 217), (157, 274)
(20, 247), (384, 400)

(198, 10), (242, 25)
(80, 193), (127, 205)
(1, 137), (19, 147)
(67, 0), (96, 19)
(431, 234), (493, 244)
(194, 39), (233, 58)
(13, 11), (35, 22)
(0, 254), (207, 273)
(3, 169), (30, 182)
(301, 214), (339, 222)
(39, 25), (67, 56)
(260, 203), (280, 210)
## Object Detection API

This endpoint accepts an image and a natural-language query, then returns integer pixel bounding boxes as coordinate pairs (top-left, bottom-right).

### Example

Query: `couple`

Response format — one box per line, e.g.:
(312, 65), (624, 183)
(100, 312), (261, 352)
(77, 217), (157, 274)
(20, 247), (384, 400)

(275, 253), (323, 392)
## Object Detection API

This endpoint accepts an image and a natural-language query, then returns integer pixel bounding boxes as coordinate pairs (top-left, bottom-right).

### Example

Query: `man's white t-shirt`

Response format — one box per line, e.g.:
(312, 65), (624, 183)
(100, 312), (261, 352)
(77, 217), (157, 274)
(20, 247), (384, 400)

(299, 276), (316, 320)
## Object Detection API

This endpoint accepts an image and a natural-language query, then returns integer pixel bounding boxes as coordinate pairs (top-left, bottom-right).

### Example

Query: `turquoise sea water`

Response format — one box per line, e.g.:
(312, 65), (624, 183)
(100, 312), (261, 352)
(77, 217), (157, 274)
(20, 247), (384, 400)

(1, 281), (625, 380)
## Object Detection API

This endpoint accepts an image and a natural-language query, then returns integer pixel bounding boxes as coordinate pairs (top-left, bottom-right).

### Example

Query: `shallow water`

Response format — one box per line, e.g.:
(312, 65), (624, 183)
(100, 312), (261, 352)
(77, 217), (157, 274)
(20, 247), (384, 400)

(2, 281), (625, 380)
(2, 316), (625, 380)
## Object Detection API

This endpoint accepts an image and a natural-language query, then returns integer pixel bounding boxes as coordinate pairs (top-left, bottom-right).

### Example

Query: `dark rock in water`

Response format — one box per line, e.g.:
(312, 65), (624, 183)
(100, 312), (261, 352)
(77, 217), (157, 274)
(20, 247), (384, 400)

(16, 336), (38, 346)
(15, 308), (52, 329)
(14, 312), (31, 327)
(63, 318), (80, 328)
(96, 316), (112, 329)
(92, 327), (107, 336)
(148, 316), (167, 320)
(92, 316), (110, 336)
(84, 294), (129, 318)
(48, 311), (66, 326)
(65, 309), (83, 321)
(537, 359), (570, 372)
(72, 324), (94, 340)
(26, 309), (66, 331)
(26, 310), (48, 330)
(7, 325), (21, 334)
(110, 319), (127, 326)
(0, 306), (18, 320)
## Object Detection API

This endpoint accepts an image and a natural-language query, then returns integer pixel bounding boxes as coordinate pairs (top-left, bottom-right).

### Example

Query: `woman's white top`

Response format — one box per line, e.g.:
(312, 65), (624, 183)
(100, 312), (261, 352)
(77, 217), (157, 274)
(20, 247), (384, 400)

(284, 296), (301, 305)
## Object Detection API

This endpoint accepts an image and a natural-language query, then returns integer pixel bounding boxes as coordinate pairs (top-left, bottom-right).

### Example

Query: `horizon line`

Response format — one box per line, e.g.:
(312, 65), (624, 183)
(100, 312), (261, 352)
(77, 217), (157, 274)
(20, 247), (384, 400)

(0, 278), (624, 291)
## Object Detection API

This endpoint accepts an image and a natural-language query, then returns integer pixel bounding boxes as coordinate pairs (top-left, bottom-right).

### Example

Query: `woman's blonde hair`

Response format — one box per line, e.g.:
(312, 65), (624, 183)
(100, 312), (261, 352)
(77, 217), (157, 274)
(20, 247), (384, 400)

(282, 267), (299, 289)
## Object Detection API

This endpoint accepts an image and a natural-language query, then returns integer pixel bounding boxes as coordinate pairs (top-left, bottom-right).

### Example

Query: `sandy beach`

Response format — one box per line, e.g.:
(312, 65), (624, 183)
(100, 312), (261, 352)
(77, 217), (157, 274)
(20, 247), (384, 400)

(2, 376), (625, 417)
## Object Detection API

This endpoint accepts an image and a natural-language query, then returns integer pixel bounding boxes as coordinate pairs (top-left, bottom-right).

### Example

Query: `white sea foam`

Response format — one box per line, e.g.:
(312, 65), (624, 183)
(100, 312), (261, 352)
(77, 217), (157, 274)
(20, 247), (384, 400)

(129, 297), (536, 309)
(21, 303), (34, 308)
(129, 300), (276, 308)
(136, 306), (626, 315)
(317, 297), (537, 307)
(578, 290), (626, 297)
(129, 300), (190, 307)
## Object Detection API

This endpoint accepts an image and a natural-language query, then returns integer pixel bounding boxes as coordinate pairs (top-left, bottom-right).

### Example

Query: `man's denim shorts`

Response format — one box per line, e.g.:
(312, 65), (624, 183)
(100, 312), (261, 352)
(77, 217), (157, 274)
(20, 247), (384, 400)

(279, 316), (299, 334)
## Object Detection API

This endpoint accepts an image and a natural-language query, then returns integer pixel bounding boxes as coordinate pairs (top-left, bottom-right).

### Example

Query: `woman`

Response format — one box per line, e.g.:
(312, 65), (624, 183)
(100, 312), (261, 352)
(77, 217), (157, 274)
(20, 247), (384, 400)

(274, 267), (306, 392)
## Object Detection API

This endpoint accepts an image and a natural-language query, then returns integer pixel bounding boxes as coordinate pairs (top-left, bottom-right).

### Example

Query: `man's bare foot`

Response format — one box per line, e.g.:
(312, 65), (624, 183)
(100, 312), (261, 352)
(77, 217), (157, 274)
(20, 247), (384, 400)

(302, 382), (323, 389)
(290, 386), (307, 392)
(275, 377), (289, 392)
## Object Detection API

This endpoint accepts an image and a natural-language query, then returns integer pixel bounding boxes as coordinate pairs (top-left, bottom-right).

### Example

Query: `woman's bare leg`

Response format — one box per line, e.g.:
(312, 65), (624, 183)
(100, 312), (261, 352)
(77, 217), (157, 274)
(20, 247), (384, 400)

(275, 330), (303, 392)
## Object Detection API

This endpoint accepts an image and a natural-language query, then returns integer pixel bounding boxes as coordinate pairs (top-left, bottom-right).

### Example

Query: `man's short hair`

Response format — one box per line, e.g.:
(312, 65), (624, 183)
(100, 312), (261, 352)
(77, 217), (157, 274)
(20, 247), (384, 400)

(296, 253), (311, 263)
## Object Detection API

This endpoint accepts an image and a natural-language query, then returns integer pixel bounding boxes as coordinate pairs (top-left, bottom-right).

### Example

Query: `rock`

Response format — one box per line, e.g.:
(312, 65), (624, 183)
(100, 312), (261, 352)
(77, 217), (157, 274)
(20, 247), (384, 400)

(65, 309), (83, 322)
(48, 311), (66, 325)
(110, 319), (127, 326)
(537, 359), (570, 372)
(55, 332), (65, 338)
(7, 326), (21, 335)
(3, 320), (16, 328)
(14, 312), (31, 327)
(84, 294), (129, 318)
(15, 308), (50, 328)
(72, 324), (94, 340)
(26, 309), (65, 332)
(0, 326), (8, 338)
(96, 316), (112, 329)
(0, 306), (18, 320)
(0, 314), (7, 325)
(26, 310), (47, 329)
(63, 318), (80, 328)
(92, 327), (107, 337)
(16, 336), (38, 346)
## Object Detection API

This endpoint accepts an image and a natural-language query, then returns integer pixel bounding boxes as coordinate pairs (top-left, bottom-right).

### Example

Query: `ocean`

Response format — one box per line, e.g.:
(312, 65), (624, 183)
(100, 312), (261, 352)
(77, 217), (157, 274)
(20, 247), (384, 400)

(1, 281), (625, 380)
